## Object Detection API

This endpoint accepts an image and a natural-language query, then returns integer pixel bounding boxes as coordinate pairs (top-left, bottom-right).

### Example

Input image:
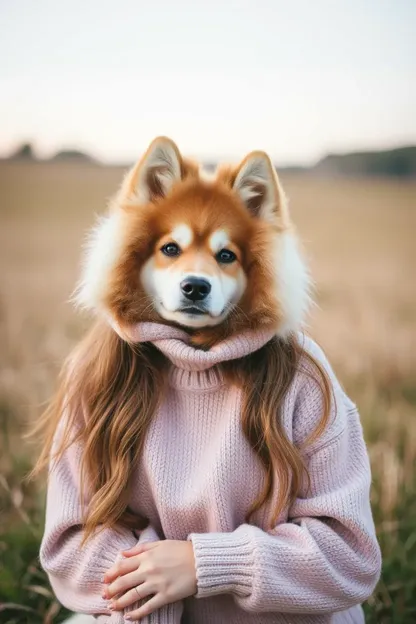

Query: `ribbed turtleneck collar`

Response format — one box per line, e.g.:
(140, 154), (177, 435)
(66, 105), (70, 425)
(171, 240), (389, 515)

(112, 321), (277, 373)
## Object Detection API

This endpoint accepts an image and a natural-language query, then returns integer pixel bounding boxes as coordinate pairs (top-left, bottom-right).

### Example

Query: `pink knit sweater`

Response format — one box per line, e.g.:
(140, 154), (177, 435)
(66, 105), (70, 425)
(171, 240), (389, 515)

(40, 324), (381, 624)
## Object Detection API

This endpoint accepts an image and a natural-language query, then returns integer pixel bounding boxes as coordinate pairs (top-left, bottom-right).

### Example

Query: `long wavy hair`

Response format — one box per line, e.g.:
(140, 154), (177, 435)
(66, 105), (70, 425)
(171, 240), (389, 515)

(31, 319), (331, 543)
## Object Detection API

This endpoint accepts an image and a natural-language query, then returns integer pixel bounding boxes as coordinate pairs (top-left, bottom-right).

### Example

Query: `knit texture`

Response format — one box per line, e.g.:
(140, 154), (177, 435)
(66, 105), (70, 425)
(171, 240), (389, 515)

(40, 324), (381, 623)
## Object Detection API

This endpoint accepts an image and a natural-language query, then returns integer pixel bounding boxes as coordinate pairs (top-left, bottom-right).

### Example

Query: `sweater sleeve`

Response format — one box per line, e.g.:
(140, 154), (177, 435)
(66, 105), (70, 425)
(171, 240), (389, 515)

(40, 422), (183, 623)
(188, 355), (381, 614)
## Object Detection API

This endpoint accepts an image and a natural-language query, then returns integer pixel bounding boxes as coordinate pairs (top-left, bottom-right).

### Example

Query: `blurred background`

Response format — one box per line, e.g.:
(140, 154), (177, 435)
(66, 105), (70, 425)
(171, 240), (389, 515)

(0, 1), (415, 622)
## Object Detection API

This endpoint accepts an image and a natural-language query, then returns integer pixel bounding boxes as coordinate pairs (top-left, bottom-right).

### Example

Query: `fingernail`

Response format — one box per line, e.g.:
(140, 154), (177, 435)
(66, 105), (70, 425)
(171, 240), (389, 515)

(124, 615), (131, 621)
(108, 602), (115, 611)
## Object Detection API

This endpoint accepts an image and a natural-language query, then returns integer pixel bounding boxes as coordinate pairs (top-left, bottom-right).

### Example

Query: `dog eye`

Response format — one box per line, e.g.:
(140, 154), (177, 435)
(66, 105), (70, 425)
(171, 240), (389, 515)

(161, 242), (181, 257)
(216, 248), (237, 264)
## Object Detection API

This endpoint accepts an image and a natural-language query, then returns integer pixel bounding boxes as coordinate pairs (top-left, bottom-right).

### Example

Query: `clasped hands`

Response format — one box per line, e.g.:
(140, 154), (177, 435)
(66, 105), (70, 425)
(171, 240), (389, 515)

(103, 540), (197, 620)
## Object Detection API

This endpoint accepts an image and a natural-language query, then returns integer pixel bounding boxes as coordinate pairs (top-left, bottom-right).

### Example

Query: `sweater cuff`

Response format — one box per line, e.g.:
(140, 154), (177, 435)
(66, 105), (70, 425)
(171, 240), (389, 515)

(188, 530), (254, 598)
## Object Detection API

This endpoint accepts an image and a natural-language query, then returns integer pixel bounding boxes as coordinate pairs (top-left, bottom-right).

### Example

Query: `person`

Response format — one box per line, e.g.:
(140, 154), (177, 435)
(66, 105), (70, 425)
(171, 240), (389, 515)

(35, 137), (381, 623)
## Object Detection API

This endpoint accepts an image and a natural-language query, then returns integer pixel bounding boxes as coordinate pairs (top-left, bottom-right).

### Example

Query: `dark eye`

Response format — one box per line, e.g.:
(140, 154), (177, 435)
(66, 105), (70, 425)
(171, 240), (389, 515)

(216, 248), (237, 264)
(161, 242), (181, 257)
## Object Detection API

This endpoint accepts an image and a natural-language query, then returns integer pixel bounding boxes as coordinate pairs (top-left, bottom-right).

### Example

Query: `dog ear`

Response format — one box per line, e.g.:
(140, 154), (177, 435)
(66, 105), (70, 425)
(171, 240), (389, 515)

(121, 137), (183, 203)
(232, 151), (288, 223)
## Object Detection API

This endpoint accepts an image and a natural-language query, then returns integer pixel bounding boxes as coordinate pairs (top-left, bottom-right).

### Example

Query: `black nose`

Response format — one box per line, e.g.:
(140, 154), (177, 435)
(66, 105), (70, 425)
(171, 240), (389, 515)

(180, 277), (211, 302)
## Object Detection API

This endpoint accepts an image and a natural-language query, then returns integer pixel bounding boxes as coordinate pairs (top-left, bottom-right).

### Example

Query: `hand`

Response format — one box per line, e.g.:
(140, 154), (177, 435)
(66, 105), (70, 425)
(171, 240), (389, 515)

(103, 540), (197, 620)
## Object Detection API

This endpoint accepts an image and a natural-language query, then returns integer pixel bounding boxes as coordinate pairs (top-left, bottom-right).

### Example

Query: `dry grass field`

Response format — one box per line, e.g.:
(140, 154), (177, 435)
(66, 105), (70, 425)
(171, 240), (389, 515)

(0, 161), (415, 623)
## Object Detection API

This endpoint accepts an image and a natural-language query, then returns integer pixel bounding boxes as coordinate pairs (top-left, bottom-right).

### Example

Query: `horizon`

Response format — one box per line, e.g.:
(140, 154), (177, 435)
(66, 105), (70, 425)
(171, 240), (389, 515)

(1, 0), (415, 165)
(4, 140), (416, 169)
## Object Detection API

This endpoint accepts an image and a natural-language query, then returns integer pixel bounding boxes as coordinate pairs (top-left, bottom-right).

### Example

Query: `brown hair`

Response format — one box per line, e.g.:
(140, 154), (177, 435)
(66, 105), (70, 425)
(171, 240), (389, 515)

(224, 333), (331, 525)
(31, 320), (331, 542)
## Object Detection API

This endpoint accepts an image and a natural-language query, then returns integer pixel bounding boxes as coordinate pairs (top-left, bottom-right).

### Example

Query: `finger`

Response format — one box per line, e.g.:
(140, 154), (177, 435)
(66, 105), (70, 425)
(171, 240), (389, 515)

(109, 582), (154, 611)
(104, 555), (141, 584)
(124, 593), (166, 620)
(122, 541), (158, 557)
(106, 569), (144, 599)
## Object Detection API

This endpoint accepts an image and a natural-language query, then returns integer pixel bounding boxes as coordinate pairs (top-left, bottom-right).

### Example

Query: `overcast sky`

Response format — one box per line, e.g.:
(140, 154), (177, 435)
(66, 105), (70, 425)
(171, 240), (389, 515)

(1, 0), (415, 165)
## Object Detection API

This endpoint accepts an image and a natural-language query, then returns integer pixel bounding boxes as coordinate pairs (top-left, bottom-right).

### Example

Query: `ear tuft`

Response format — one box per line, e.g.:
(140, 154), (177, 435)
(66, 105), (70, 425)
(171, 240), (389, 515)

(124, 137), (183, 204)
(233, 151), (284, 222)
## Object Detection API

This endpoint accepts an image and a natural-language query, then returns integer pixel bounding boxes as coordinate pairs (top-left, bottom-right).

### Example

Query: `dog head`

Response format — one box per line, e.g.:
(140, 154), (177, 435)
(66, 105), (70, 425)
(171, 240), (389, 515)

(75, 137), (310, 341)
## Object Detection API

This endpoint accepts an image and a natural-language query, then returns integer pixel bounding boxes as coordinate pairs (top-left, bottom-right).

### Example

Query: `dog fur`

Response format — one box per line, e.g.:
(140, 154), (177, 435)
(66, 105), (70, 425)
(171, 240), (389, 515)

(74, 137), (311, 344)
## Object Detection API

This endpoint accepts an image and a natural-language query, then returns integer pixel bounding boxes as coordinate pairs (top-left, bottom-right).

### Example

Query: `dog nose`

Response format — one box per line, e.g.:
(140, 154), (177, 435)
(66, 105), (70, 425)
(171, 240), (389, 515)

(180, 277), (211, 302)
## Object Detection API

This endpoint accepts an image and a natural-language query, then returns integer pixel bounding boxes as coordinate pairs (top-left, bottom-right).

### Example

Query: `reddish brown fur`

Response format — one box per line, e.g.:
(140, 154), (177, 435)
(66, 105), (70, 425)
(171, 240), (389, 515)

(106, 173), (285, 347)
